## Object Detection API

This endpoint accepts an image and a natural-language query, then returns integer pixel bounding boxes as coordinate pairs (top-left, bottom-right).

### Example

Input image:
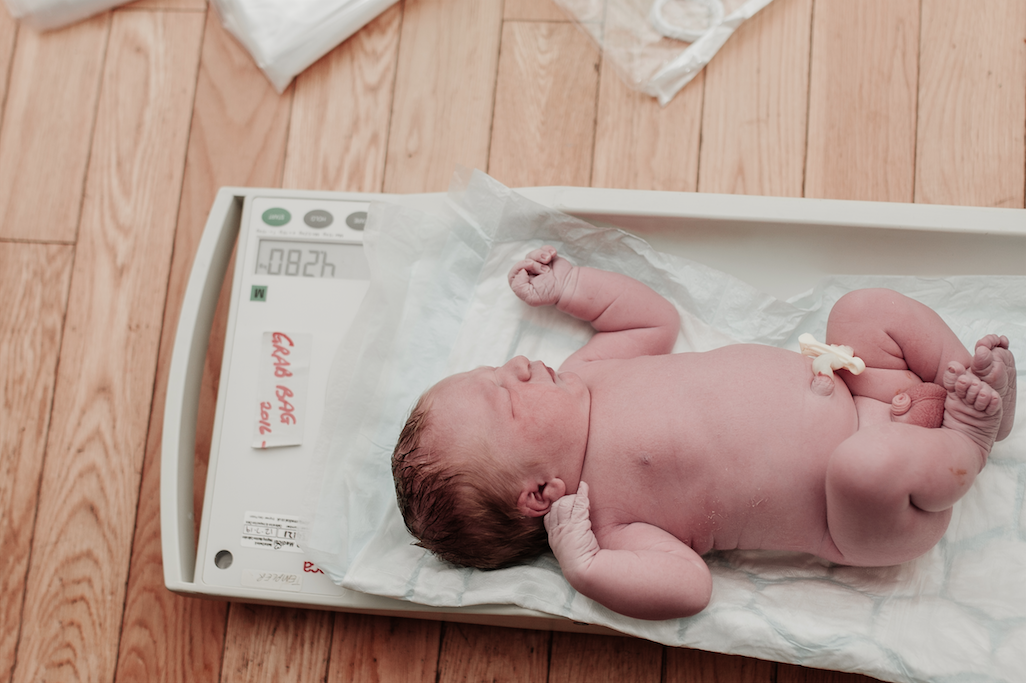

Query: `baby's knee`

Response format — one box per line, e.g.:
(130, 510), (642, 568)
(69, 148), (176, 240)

(830, 289), (898, 320)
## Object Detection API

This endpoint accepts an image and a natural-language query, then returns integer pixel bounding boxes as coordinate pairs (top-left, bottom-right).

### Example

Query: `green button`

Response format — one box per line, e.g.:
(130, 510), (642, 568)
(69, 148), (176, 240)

(251, 285), (268, 302)
(262, 208), (290, 226)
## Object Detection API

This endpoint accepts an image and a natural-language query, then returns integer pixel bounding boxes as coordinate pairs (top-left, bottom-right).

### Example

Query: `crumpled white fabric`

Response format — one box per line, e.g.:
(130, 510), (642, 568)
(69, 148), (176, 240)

(211, 0), (398, 92)
(3, 0), (124, 30)
(303, 169), (1026, 683)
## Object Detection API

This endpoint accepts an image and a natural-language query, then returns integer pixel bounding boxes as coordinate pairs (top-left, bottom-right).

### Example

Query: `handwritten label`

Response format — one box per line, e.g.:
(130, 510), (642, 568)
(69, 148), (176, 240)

(241, 511), (303, 553)
(241, 568), (303, 593)
(253, 331), (311, 449)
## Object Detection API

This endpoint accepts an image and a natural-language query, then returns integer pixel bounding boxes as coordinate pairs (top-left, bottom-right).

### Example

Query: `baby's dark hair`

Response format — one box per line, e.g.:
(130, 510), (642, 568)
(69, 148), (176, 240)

(391, 394), (549, 570)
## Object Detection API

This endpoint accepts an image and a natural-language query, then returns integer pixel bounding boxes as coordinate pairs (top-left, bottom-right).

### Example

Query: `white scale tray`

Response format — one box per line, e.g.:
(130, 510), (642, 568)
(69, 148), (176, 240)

(162, 186), (1026, 632)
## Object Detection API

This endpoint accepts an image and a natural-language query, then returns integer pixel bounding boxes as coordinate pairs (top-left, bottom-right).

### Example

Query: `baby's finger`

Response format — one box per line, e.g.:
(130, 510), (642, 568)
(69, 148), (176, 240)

(508, 269), (528, 294)
(507, 259), (547, 285)
(526, 246), (557, 264)
(544, 496), (572, 531)
(570, 494), (590, 524)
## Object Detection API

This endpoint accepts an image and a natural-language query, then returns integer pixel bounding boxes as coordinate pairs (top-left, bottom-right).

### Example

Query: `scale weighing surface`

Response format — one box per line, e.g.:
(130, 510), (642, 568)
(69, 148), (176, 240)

(162, 186), (1026, 629)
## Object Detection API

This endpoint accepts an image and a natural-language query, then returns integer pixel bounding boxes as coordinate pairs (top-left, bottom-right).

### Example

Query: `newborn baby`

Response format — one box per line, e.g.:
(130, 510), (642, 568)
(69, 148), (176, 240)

(392, 247), (1017, 620)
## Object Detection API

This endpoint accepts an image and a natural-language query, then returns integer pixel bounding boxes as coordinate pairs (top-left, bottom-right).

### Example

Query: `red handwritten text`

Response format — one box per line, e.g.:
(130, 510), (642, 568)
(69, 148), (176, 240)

(303, 561), (324, 574)
(258, 401), (272, 435)
(271, 332), (294, 378)
(275, 385), (296, 425)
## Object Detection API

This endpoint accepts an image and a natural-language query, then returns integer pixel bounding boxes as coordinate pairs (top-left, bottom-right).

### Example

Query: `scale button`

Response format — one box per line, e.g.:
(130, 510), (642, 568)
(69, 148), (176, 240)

(346, 211), (367, 230)
(262, 208), (291, 226)
(304, 209), (333, 228)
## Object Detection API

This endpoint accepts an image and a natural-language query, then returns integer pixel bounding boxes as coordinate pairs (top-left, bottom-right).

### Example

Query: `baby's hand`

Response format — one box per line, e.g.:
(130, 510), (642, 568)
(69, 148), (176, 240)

(544, 481), (600, 568)
(508, 246), (574, 307)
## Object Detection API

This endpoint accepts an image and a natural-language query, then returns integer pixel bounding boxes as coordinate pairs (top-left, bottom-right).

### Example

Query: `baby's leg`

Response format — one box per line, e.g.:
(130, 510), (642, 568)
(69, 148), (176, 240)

(825, 367), (1001, 566)
(826, 289), (973, 403)
(970, 334), (1016, 440)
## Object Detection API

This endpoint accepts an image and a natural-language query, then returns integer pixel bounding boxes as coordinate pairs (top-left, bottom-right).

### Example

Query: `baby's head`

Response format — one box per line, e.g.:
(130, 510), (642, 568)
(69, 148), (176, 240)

(391, 390), (549, 569)
(391, 357), (590, 569)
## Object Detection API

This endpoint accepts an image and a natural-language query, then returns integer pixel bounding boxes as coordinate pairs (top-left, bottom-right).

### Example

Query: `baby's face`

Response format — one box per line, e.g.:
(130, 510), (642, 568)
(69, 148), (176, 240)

(427, 356), (591, 478)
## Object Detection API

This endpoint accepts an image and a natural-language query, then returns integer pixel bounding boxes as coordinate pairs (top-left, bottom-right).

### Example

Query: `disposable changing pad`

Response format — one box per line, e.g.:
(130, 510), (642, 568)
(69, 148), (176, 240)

(303, 169), (1026, 683)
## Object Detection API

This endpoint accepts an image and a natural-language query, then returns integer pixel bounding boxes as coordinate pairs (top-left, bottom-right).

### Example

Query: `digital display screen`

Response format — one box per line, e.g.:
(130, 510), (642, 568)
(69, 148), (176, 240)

(254, 240), (369, 280)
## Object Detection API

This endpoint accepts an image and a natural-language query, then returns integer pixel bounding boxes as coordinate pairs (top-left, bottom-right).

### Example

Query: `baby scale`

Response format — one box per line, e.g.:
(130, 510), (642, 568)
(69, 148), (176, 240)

(161, 186), (1026, 628)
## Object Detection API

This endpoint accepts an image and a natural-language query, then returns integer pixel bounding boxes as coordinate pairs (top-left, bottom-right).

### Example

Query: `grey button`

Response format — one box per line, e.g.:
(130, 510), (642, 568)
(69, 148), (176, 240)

(304, 209), (334, 228)
(346, 211), (367, 230)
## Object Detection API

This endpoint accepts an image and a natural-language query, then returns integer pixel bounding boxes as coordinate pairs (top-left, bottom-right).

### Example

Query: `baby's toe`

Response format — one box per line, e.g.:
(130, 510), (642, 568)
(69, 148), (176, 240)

(975, 383), (1002, 416)
(943, 362), (966, 393)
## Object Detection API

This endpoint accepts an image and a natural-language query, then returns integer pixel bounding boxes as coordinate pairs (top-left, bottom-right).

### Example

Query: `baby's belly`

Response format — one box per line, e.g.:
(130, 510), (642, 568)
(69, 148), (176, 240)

(580, 346), (859, 557)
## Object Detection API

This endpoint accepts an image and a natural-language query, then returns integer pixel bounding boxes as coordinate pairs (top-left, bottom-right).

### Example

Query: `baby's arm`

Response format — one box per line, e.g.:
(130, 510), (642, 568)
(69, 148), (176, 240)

(508, 247), (680, 368)
(545, 483), (712, 620)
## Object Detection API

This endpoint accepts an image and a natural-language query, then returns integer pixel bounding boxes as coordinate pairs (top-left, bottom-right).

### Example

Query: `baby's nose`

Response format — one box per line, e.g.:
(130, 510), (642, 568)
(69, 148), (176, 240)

(505, 355), (532, 380)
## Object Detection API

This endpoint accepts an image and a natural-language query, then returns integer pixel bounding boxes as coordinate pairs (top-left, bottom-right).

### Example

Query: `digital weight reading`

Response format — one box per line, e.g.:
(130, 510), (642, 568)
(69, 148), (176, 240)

(254, 239), (367, 280)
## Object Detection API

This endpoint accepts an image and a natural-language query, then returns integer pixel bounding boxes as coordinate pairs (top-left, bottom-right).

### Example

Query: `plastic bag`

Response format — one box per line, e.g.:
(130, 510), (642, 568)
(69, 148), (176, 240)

(211, 0), (398, 93)
(554, 0), (775, 105)
(3, 0), (126, 30)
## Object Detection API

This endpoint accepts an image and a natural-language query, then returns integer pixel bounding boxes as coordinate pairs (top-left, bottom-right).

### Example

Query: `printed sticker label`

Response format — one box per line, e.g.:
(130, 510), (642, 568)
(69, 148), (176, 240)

(241, 511), (303, 553)
(253, 331), (311, 449)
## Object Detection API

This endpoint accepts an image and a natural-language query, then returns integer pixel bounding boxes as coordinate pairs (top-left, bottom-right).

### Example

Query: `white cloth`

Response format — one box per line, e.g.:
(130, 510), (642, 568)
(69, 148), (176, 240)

(211, 0), (398, 92)
(3, 0), (124, 30)
(304, 169), (1026, 683)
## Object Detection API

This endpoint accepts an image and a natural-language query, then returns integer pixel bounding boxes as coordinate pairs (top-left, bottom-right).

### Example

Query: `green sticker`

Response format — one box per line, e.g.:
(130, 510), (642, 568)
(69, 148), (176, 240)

(250, 285), (268, 302)
(262, 208), (290, 226)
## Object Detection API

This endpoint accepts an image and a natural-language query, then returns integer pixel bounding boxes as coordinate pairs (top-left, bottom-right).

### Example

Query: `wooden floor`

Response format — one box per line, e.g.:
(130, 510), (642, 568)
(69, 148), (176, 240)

(0, 0), (1023, 681)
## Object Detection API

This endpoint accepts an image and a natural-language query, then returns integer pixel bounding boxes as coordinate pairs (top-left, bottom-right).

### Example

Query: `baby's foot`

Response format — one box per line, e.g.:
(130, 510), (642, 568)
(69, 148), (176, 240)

(942, 362), (1002, 462)
(971, 335), (1016, 441)
(890, 382), (946, 429)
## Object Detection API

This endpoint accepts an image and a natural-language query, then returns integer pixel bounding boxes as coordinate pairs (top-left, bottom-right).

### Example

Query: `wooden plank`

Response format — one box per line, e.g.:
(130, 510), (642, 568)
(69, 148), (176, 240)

(0, 243), (73, 683)
(220, 605), (334, 683)
(665, 649), (775, 683)
(697, 0), (812, 197)
(328, 614), (441, 683)
(548, 633), (661, 682)
(592, 66), (704, 191)
(488, 20), (599, 187)
(0, 14), (108, 242)
(504, 0), (568, 22)
(915, 0), (1026, 208)
(113, 9), (294, 683)
(777, 663), (881, 683)
(0, 7), (15, 112)
(283, 2), (402, 192)
(436, 624), (548, 683)
(384, 0), (503, 193)
(804, 0), (919, 202)
(10, 11), (204, 683)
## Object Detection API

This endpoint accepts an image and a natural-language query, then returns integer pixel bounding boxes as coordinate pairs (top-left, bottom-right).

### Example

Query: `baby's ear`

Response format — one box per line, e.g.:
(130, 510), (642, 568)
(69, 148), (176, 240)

(517, 479), (567, 517)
